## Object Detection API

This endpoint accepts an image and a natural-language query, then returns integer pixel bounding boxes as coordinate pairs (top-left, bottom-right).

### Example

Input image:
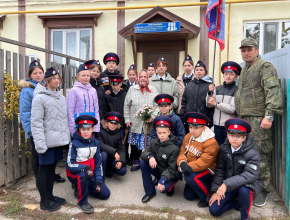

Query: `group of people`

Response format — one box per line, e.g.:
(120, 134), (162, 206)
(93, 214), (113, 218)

(18, 37), (283, 220)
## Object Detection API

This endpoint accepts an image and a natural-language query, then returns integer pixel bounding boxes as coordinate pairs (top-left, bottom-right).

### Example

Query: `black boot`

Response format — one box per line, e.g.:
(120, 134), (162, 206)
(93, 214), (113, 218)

(72, 183), (78, 199)
(166, 188), (175, 197)
(54, 173), (65, 183)
(77, 202), (94, 214)
(197, 199), (209, 207)
(142, 192), (156, 203)
(105, 170), (113, 178)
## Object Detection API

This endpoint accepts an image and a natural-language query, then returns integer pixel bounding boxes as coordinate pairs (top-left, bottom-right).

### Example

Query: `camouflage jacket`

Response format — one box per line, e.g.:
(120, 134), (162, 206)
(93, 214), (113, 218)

(235, 56), (283, 117)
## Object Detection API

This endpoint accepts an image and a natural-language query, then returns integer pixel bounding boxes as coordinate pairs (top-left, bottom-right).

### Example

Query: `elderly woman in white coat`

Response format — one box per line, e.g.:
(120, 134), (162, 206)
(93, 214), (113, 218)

(124, 69), (159, 172)
(31, 67), (70, 212)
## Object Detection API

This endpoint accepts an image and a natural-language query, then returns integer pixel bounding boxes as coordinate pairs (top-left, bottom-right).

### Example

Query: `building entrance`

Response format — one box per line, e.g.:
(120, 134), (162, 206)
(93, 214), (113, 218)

(143, 52), (179, 79)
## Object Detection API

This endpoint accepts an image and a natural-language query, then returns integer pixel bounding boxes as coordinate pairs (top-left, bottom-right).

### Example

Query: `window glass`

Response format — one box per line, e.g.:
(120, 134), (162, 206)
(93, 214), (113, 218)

(66, 32), (77, 66)
(53, 31), (63, 64)
(80, 30), (90, 61)
(264, 23), (278, 54)
(282, 22), (290, 48)
(246, 23), (260, 47)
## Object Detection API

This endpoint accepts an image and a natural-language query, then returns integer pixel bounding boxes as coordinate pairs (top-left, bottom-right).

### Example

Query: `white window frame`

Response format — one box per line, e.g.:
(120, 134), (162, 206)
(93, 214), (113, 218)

(244, 20), (290, 55)
(50, 28), (92, 65)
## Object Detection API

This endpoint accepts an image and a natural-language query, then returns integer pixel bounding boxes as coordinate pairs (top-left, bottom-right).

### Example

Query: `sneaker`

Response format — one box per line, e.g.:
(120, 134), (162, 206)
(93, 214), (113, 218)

(166, 188), (175, 197)
(130, 160), (140, 172)
(253, 191), (268, 207)
(40, 200), (61, 212)
(50, 196), (66, 205)
(77, 202), (94, 214)
(197, 199), (209, 207)
(54, 173), (65, 183)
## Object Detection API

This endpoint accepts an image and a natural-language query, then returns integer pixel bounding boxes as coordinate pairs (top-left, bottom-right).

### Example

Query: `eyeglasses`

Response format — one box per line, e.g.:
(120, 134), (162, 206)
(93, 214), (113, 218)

(228, 133), (245, 140)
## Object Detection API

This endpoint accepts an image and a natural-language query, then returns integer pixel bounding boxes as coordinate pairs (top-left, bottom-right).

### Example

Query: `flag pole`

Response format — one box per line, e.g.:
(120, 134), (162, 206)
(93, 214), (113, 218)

(211, 5), (219, 85)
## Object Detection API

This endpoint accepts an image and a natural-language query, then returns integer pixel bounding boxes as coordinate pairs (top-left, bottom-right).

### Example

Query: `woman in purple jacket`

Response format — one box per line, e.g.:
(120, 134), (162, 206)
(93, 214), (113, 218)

(67, 64), (100, 137)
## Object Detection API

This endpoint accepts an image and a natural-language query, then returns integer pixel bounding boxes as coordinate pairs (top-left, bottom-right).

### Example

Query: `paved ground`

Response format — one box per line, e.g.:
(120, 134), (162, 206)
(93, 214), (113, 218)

(12, 163), (288, 219)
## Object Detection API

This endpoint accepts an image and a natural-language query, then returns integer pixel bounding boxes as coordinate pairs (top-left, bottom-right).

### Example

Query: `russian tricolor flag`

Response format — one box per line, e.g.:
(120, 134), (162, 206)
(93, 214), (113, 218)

(205, 0), (226, 51)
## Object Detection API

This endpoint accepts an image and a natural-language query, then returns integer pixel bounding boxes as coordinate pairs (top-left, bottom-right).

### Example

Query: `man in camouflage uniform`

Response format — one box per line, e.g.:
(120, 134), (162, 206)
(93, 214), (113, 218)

(235, 38), (283, 207)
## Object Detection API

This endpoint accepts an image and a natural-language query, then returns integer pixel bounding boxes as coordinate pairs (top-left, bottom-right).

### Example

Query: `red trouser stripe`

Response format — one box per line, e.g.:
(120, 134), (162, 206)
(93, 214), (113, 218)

(247, 190), (253, 218)
(66, 170), (83, 203)
(193, 170), (210, 196)
(168, 181), (176, 192)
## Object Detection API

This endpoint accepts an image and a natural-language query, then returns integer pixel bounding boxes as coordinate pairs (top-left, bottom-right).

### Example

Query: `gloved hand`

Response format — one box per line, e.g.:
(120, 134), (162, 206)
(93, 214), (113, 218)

(180, 162), (193, 176)
(95, 182), (102, 193)
(83, 166), (94, 181)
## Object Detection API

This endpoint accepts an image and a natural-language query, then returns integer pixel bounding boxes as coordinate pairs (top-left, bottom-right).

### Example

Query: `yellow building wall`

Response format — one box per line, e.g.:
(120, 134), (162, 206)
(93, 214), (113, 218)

(0, 4), (19, 67)
(0, 0), (289, 82)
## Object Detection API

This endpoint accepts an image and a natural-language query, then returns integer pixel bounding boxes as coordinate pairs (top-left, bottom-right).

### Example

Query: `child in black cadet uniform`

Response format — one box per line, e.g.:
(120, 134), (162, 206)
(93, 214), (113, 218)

(208, 118), (263, 220)
(104, 75), (127, 139)
(97, 112), (127, 180)
(149, 93), (185, 148)
(31, 67), (70, 212)
(140, 116), (179, 203)
(66, 115), (110, 214)
(176, 54), (195, 115)
(100, 52), (122, 93)
(148, 62), (156, 78)
(206, 61), (241, 146)
(122, 64), (138, 92)
(86, 59), (106, 120)
(180, 60), (214, 133)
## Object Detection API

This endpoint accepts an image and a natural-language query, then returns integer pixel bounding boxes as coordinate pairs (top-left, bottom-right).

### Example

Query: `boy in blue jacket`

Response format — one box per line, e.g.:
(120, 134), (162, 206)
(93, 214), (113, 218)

(149, 93), (185, 148)
(66, 115), (110, 214)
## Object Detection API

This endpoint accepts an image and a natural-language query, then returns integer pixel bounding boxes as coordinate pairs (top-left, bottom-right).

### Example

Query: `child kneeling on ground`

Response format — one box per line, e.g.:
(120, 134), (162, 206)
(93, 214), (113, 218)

(140, 116), (180, 203)
(177, 112), (219, 207)
(97, 112), (127, 180)
(66, 115), (110, 214)
(208, 118), (263, 220)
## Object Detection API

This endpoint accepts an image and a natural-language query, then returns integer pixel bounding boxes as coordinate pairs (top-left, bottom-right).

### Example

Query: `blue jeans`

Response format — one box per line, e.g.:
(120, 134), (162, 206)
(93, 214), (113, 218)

(140, 160), (176, 195)
(214, 125), (227, 146)
(209, 186), (253, 220)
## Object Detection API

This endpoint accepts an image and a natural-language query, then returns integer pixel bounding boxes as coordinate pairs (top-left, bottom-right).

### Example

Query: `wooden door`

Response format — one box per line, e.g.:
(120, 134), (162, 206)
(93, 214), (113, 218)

(143, 52), (179, 79)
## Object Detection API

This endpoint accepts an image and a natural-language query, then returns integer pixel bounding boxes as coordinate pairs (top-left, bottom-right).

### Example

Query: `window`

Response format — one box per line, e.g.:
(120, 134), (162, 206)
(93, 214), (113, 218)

(51, 28), (92, 66)
(245, 20), (290, 55)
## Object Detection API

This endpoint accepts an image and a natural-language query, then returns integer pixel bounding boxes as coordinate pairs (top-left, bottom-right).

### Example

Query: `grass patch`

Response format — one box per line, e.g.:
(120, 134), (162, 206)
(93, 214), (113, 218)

(4, 196), (23, 218)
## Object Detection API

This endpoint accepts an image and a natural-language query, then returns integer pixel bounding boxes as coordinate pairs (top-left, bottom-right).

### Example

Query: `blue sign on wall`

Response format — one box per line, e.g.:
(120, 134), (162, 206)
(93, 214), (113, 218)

(134, 22), (181, 33)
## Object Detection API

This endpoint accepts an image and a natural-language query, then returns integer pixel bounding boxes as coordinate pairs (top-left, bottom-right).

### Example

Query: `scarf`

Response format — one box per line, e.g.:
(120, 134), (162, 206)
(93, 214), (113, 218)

(137, 69), (151, 94)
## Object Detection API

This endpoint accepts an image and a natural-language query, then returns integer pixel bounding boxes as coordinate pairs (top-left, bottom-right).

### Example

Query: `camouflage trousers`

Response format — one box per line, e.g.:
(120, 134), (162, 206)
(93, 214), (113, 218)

(240, 116), (273, 192)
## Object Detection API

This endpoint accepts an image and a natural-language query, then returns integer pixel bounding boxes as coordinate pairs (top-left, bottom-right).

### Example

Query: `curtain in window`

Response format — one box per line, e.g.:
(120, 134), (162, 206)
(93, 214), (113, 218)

(67, 32), (77, 66)
(264, 23), (277, 54)
(80, 30), (90, 61)
(53, 31), (63, 64)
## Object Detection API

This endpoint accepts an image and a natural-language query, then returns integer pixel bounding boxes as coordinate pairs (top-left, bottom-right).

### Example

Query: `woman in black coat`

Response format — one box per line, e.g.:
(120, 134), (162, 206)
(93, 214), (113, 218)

(180, 60), (214, 132)
(86, 60), (106, 119)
